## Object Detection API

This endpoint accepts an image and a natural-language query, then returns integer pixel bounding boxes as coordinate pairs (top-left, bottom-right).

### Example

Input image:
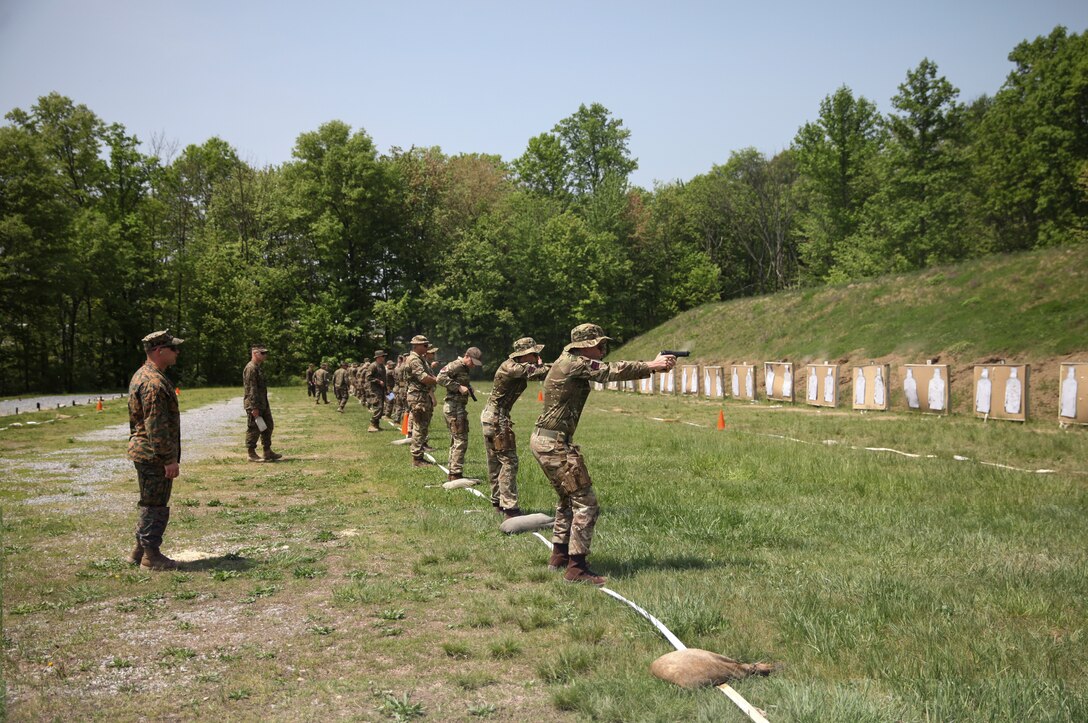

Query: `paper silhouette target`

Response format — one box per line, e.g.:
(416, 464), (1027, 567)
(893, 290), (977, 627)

(901, 364), (949, 414)
(852, 364), (890, 411)
(680, 365), (699, 395)
(763, 362), (794, 402)
(973, 364), (1029, 422)
(1058, 363), (1088, 425)
(728, 364), (756, 401)
(806, 364), (839, 408)
(703, 366), (724, 399)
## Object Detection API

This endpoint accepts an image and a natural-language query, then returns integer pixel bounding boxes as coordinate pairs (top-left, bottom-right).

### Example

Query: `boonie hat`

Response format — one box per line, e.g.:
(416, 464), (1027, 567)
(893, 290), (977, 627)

(564, 323), (612, 352)
(410, 335), (429, 346)
(509, 337), (544, 360)
(142, 330), (185, 352)
(374, 349), (387, 358)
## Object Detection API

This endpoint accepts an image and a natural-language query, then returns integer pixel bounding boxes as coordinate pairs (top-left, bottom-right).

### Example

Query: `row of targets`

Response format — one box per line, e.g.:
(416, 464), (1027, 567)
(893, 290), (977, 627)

(593, 362), (1088, 425)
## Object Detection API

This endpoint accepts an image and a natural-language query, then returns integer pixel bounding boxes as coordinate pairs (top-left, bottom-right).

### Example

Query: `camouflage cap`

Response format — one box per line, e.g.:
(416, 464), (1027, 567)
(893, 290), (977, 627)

(564, 323), (612, 352)
(509, 337), (544, 360)
(427, 346), (439, 354)
(374, 349), (387, 358)
(142, 330), (185, 352)
(251, 343), (269, 353)
(410, 335), (430, 346)
(465, 347), (483, 363)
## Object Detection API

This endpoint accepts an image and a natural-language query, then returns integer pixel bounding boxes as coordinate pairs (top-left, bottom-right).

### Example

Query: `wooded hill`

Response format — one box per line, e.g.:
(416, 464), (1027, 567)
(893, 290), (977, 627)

(614, 244), (1088, 417)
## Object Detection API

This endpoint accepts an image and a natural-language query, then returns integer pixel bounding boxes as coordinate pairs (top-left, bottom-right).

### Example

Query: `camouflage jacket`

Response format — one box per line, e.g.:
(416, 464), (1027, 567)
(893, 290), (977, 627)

(333, 368), (349, 391)
(313, 368), (330, 388)
(127, 360), (181, 465)
(364, 360), (388, 393)
(243, 361), (269, 412)
(535, 352), (650, 437)
(484, 359), (550, 420)
(405, 352), (435, 405)
(436, 359), (474, 405)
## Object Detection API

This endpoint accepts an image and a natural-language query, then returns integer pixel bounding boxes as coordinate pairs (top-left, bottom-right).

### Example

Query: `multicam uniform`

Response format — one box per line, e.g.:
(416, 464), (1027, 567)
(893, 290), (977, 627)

(244, 359), (274, 452)
(364, 357), (389, 430)
(313, 366), (330, 404)
(436, 358), (475, 478)
(128, 359), (181, 552)
(482, 354), (549, 511)
(333, 365), (350, 411)
(393, 359), (410, 422)
(405, 351), (435, 462)
(531, 351), (652, 556)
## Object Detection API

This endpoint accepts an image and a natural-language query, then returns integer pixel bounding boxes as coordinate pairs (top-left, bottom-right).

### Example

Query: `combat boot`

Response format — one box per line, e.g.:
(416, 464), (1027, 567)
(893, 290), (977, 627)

(141, 546), (178, 571)
(367, 423), (381, 433)
(127, 542), (143, 566)
(448, 472), (461, 481)
(492, 501), (503, 516)
(263, 448), (283, 462)
(247, 448), (261, 462)
(564, 554), (606, 586)
(547, 542), (570, 571)
(412, 458), (434, 468)
(502, 507), (524, 520)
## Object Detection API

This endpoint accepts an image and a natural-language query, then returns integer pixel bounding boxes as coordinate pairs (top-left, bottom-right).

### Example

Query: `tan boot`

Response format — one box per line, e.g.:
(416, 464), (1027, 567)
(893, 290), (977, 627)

(547, 542), (569, 571)
(367, 424), (381, 433)
(564, 554), (606, 586)
(127, 542), (143, 566)
(247, 448), (261, 462)
(141, 546), (178, 571)
(263, 448), (283, 461)
(412, 458), (434, 468)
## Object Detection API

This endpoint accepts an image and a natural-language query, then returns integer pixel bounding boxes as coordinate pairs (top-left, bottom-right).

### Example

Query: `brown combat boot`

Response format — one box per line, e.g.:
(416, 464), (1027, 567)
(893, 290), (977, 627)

(247, 448), (261, 462)
(127, 542), (143, 566)
(502, 507), (524, 520)
(448, 472), (461, 481)
(492, 502), (504, 516)
(263, 448), (283, 462)
(547, 542), (570, 571)
(412, 458), (434, 468)
(564, 554), (606, 586)
(141, 546), (178, 571)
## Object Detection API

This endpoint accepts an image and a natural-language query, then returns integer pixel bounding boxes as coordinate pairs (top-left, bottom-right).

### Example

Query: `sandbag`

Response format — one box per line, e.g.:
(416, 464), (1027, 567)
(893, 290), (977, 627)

(390, 437), (412, 446)
(650, 648), (773, 689)
(442, 477), (481, 490)
(499, 512), (554, 534)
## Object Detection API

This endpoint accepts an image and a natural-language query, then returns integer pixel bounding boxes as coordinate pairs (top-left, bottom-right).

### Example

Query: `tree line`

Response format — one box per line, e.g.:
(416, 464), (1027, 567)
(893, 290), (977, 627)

(1, 26), (1084, 394)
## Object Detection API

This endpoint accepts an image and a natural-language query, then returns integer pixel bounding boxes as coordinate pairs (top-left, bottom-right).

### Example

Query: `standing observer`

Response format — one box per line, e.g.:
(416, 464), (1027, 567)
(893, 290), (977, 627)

(481, 337), (550, 518)
(532, 324), (675, 585)
(405, 335), (439, 467)
(244, 344), (282, 462)
(126, 330), (184, 571)
(364, 350), (389, 432)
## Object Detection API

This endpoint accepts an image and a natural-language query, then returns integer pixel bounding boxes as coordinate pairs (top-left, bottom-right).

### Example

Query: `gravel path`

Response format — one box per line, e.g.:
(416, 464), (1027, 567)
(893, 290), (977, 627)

(0, 393), (126, 417)
(3, 396), (245, 513)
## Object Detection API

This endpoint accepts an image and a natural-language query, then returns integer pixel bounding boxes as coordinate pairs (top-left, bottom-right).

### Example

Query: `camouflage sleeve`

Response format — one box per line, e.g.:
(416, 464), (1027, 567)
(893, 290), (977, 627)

(144, 383), (179, 464)
(436, 363), (460, 392)
(407, 357), (430, 383)
(526, 363), (551, 380)
(243, 364), (257, 411)
(581, 358), (651, 384)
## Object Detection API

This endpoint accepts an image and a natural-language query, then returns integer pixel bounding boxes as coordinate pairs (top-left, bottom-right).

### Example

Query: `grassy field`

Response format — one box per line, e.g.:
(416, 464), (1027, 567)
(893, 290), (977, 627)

(3, 384), (1088, 721)
(616, 244), (1088, 416)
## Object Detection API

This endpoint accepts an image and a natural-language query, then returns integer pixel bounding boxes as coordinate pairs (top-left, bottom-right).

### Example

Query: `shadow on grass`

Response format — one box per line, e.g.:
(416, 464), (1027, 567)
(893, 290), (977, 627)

(604, 554), (722, 576)
(182, 554), (257, 573)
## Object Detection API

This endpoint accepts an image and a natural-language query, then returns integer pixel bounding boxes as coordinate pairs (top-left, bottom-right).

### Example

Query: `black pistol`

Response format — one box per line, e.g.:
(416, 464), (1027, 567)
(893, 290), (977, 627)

(661, 350), (691, 357)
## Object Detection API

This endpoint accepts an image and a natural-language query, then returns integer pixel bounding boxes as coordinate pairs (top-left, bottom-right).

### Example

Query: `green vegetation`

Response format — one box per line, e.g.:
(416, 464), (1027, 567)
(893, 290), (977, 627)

(3, 383), (1087, 720)
(2, 27), (1085, 395)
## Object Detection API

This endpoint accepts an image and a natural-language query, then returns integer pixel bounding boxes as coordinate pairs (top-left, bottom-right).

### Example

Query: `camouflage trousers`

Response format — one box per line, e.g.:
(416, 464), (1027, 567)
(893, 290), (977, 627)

(481, 408), (518, 509)
(134, 461), (173, 507)
(443, 400), (469, 476)
(245, 409), (274, 451)
(335, 387), (349, 411)
(368, 394), (385, 428)
(409, 400), (434, 461)
(529, 431), (598, 555)
(315, 386), (328, 404)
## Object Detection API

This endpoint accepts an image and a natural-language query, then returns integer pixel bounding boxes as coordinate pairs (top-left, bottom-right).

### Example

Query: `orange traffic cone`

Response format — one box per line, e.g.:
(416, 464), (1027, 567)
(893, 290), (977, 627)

(537, 389), (543, 402)
(717, 409), (725, 430)
(95, 399), (103, 412)
(400, 412), (410, 436)
(175, 387), (181, 396)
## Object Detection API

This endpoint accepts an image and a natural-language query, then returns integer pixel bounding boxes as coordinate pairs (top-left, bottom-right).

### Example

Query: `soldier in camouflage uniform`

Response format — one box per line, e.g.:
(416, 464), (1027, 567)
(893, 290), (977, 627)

(384, 359), (397, 419)
(127, 330), (184, 571)
(244, 344), (282, 461)
(333, 361), (351, 412)
(405, 335), (439, 467)
(305, 363), (316, 397)
(482, 337), (550, 518)
(531, 324), (676, 585)
(364, 350), (389, 432)
(313, 362), (330, 404)
(436, 347), (484, 480)
(393, 354), (409, 424)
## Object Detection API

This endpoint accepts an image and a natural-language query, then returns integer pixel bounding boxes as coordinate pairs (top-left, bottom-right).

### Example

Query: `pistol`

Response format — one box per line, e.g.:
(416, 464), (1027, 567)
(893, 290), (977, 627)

(661, 350), (691, 357)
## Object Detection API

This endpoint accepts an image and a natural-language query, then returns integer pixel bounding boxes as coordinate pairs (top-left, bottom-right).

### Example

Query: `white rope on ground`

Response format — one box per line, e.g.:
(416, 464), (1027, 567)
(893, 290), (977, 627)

(417, 448), (773, 722)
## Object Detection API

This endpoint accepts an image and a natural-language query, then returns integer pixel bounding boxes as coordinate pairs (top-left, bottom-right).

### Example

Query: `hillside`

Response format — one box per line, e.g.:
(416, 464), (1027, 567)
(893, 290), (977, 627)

(615, 244), (1088, 418)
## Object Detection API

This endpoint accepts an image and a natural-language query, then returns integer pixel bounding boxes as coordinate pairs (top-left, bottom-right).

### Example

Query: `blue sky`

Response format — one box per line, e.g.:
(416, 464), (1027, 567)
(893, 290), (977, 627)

(1, 0), (1084, 188)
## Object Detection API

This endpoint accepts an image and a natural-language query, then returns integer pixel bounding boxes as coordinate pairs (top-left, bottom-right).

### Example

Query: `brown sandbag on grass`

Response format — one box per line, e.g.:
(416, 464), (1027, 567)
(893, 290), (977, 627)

(499, 513), (554, 534)
(390, 437), (412, 446)
(442, 477), (481, 489)
(650, 648), (774, 689)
